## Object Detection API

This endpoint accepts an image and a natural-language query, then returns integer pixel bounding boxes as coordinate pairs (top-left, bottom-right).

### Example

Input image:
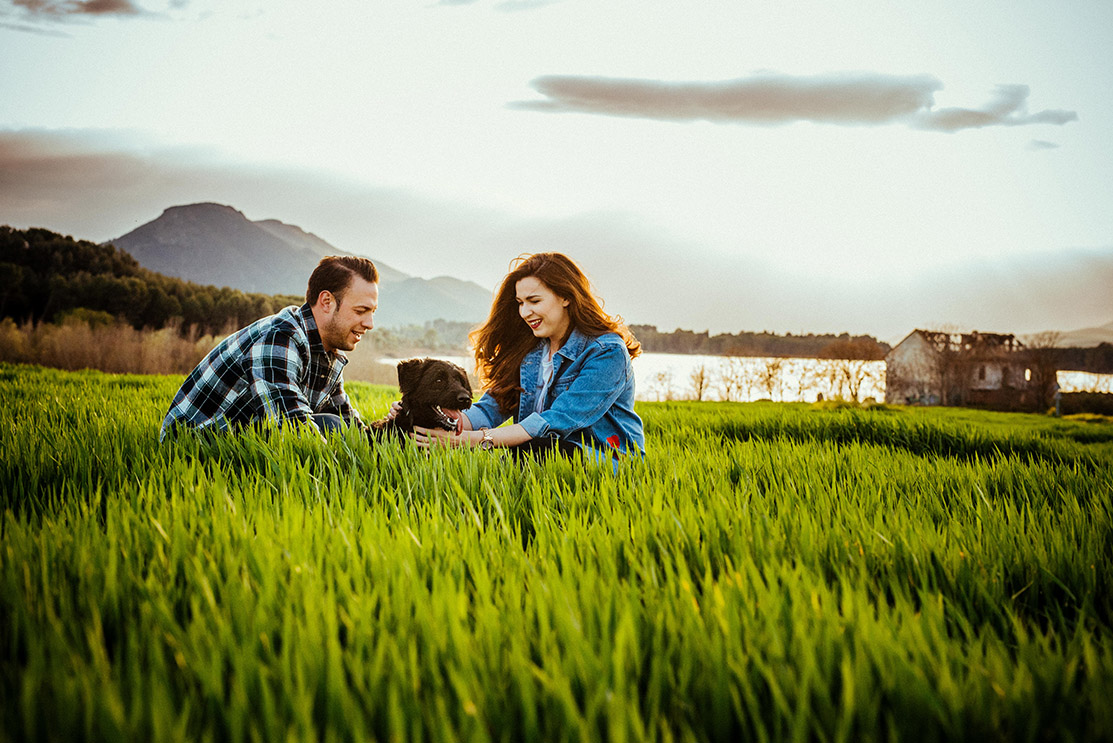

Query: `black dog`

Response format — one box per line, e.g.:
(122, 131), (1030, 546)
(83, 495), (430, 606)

(371, 357), (473, 435)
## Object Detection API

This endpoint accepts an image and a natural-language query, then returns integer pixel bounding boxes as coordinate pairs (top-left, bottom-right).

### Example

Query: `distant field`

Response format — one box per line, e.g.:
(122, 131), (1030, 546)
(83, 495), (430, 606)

(1, 363), (1111, 742)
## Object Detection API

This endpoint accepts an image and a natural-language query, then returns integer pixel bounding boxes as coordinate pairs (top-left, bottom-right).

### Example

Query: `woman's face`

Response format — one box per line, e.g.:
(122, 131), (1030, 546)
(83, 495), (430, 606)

(515, 275), (570, 348)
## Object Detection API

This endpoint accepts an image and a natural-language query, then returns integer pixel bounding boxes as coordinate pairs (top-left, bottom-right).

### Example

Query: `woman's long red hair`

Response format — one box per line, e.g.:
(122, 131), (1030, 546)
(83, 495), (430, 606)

(469, 253), (641, 414)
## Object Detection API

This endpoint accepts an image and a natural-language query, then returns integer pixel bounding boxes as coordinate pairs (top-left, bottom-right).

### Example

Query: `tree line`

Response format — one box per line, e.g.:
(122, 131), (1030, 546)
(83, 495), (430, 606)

(1056, 345), (1113, 374)
(628, 324), (890, 359)
(1, 226), (301, 335)
(9, 225), (1106, 373)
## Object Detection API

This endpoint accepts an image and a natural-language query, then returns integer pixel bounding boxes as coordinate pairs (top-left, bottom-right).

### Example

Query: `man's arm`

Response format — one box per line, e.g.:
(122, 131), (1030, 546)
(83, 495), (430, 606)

(325, 381), (369, 431)
(248, 328), (317, 425)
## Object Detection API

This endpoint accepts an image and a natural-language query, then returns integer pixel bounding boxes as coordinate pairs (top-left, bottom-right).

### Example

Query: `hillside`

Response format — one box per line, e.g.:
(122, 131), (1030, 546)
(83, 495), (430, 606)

(109, 203), (491, 327)
(1058, 320), (1113, 348)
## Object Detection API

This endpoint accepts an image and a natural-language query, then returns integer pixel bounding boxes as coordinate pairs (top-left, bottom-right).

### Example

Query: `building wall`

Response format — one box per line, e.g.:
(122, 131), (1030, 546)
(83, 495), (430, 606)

(970, 362), (1005, 390)
(885, 330), (1036, 408)
(884, 333), (940, 405)
(970, 362), (1029, 391)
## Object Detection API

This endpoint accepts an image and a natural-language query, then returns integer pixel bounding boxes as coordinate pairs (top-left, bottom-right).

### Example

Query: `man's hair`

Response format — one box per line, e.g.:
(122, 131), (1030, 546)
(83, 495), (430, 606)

(306, 256), (379, 306)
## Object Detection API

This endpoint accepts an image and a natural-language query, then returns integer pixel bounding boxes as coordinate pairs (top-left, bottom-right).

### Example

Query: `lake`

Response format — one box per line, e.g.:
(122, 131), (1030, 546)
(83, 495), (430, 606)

(378, 351), (1113, 403)
(379, 352), (887, 403)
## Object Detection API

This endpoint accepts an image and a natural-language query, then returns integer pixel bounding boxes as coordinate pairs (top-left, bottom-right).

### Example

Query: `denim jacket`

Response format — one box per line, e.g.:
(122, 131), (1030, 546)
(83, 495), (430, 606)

(465, 328), (645, 458)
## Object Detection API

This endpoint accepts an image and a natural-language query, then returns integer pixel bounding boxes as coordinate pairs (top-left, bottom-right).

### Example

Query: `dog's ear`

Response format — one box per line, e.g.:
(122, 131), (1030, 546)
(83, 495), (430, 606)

(396, 358), (428, 396)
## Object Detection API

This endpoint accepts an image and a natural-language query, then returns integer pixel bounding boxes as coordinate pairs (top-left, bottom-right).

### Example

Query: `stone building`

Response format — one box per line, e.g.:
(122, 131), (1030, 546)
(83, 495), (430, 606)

(885, 329), (1033, 409)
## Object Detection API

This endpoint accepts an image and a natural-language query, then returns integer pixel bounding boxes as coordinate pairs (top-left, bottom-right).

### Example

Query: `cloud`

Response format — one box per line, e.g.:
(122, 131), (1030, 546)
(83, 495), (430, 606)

(495, 0), (561, 11)
(0, 128), (783, 331)
(913, 84), (1078, 132)
(5, 0), (144, 17)
(0, 18), (70, 32)
(435, 0), (560, 9)
(512, 72), (1078, 133)
(1029, 139), (1061, 151)
(4, 128), (1109, 339)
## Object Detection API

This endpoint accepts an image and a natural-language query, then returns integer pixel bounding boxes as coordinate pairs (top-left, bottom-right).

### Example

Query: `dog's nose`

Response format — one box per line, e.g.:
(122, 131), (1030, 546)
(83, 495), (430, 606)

(457, 392), (472, 407)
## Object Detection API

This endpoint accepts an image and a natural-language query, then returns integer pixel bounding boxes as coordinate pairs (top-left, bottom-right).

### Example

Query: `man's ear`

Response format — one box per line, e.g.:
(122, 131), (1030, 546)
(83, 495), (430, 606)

(315, 290), (336, 313)
(396, 359), (426, 396)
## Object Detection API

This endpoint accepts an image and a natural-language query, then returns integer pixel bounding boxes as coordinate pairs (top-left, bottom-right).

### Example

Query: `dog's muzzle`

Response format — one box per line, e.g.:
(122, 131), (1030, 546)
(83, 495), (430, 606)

(431, 405), (462, 431)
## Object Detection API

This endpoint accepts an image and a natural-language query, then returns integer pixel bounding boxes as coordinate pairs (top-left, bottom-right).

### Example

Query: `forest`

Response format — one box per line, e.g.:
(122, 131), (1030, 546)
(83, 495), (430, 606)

(0, 226), (301, 336)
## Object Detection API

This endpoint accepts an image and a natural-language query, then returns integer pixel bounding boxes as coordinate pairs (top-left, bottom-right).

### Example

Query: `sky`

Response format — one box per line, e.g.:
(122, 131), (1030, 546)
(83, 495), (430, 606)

(2, 0), (1112, 343)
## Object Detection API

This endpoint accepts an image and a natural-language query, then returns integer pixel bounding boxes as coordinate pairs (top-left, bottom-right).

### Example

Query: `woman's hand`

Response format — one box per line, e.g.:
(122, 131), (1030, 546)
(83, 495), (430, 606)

(386, 400), (402, 420)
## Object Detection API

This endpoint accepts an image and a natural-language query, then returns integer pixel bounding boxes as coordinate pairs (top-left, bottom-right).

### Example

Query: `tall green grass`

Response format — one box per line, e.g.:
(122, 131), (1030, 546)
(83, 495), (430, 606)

(1, 363), (1111, 742)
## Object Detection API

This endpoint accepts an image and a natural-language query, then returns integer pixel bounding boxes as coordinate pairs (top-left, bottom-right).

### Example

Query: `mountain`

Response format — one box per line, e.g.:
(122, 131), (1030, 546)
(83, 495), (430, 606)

(1056, 320), (1113, 348)
(108, 203), (492, 327)
(253, 218), (409, 284)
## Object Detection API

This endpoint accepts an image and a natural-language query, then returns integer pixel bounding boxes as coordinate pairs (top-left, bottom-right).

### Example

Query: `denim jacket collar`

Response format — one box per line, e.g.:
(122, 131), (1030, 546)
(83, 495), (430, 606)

(519, 328), (589, 415)
(523, 328), (590, 375)
(552, 327), (590, 370)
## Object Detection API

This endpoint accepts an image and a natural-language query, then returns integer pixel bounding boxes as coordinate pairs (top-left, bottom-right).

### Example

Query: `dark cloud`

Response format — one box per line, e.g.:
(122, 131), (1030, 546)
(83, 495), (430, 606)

(513, 72), (1078, 133)
(2, 0), (146, 21)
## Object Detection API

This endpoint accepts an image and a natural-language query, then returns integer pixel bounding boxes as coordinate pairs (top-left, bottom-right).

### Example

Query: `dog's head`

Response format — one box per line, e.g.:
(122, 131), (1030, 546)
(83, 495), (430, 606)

(396, 358), (473, 431)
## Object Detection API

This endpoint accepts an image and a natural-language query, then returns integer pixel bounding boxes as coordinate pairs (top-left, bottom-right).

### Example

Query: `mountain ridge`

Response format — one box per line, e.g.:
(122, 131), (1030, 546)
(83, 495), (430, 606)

(1055, 320), (1113, 349)
(108, 203), (491, 327)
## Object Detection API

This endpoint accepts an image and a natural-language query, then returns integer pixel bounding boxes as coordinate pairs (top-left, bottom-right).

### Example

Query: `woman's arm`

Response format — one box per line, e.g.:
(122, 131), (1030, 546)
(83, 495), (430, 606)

(412, 421), (533, 450)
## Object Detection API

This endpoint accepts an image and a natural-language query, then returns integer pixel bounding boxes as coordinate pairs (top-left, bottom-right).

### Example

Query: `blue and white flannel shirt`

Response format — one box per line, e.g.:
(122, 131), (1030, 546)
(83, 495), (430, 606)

(160, 304), (364, 441)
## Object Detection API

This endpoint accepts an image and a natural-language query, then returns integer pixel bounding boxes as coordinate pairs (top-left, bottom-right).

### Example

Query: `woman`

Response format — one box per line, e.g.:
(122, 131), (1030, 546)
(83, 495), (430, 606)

(413, 252), (644, 460)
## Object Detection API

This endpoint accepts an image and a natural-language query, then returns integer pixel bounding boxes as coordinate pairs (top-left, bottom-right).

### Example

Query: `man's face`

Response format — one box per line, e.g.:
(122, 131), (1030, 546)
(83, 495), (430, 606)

(315, 276), (378, 354)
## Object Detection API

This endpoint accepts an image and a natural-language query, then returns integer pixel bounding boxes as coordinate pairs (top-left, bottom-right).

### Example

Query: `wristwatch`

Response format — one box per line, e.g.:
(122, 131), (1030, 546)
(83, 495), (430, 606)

(479, 428), (495, 451)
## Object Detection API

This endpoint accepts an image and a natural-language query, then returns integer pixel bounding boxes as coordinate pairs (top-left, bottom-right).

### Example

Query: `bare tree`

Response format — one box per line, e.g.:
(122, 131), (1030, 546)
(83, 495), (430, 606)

(818, 338), (886, 403)
(689, 363), (710, 401)
(790, 359), (816, 402)
(1022, 330), (1063, 411)
(756, 357), (785, 400)
(717, 354), (751, 402)
(649, 369), (676, 402)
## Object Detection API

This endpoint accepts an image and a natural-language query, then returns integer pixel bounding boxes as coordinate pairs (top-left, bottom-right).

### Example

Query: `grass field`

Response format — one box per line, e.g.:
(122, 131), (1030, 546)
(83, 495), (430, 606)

(1, 363), (1111, 742)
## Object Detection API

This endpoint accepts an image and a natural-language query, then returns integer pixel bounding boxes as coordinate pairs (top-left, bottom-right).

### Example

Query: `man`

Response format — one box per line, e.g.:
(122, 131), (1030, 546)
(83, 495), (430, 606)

(160, 255), (379, 441)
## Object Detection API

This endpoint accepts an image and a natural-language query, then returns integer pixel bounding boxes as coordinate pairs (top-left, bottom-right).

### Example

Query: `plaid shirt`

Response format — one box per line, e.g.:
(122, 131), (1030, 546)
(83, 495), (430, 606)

(160, 304), (364, 440)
